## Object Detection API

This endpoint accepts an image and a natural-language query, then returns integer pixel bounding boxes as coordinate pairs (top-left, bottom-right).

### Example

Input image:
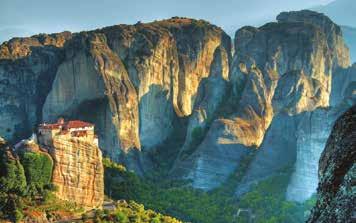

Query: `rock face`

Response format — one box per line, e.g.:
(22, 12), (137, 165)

(285, 64), (356, 201)
(8, 129), (104, 209)
(173, 10), (353, 199)
(308, 105), (356, 223)
(3, 18), (230, 162)
(0, 18), (230, 161)
(0, 10), (355, 203)
(237, 11), (354, 202)
(48, 135), (104, 208)
(0, 32), (72, 142)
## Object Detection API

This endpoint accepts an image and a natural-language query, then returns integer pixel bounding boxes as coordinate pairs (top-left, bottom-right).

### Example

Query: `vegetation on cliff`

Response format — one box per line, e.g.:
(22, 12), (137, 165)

(19, 151), (53, 196)
(0, 148), (27, 222)
(236, 172), (316, 223)
(103, 158), (315, 223)
(88, 200), (181, 223)
(0, 146), (80, 222)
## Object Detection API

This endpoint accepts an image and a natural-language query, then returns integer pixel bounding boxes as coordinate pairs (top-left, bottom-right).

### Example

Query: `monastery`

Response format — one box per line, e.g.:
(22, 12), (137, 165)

(37, 118), (98, 146)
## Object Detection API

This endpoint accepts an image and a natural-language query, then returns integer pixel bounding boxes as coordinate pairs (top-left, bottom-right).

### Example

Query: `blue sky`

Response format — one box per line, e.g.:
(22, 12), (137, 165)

(0, 0), (334, 42)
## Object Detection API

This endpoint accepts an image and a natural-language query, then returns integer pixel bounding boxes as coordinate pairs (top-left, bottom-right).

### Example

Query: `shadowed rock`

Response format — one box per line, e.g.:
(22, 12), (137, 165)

(308, 105), (356, 223)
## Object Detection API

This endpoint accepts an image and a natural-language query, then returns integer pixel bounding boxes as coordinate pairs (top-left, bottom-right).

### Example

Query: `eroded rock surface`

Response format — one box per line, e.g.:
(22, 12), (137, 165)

(173, 10), (353, 196)
(0, 32), (72, 141)
(308, 105), (356, 223)
(48, 136), (104, 208)
(0, 11), (355, 203)
(41, 18), (230, 160)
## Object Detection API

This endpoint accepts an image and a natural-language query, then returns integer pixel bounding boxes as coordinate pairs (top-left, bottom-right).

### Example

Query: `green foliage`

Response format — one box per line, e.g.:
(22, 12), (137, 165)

(0, 151), (27, 195)
(0, 149), (78, 221)
(93, 200), (181, 223)
(181, 126), (206, 158)
(103, 157), (127, 172)
(236, 172), (317, 223)
(20, 151), (53, 194)
(147, 121), (187, 176)
(105, 158), (316, 223)
(14, 209), (23, 223)
(114, 211), (129, 223)
(104, 161), (239, 223)
(0, 149), (27, 220)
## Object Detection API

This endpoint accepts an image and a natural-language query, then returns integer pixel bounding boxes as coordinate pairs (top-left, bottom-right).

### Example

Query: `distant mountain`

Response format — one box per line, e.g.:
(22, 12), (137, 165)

(312, 0), (356, 28)
(341, 26), (356, 63)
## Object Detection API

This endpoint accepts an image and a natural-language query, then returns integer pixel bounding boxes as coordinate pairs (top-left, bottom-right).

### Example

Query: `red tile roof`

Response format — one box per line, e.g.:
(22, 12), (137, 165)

(65, 120), (94, 129)
(39, 123), (62, 129)
(39, 119), (94, 130)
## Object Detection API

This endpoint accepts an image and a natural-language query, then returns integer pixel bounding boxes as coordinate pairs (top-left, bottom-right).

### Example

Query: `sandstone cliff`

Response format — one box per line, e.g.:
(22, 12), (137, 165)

(0, 18), (230, 162)
(9, 18), (229, 164)
(0, 10), (355, 204)
(172, 10), (354, 200)
(308, 105), (356, 223)
(0, 32), (72, 142)
(47, 135), (104, 208)
(8, 133), (104, 209)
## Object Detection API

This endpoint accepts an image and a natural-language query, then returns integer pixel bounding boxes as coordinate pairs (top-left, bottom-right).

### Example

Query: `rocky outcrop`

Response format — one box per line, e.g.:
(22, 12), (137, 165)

(308, 105), (356, 223)
(173, 10), (353, 196)
(178, 45), (230, 155)
(286, 63), (356, 201)
(0, 32), (72, 142)
(0, 10), (354, 203)
(42, 33), (140, 157)
(46, 135), (104, 208)
(38, 18), (231, 161)
(7, 131), (104, 209)
(0, 18), (230, 161)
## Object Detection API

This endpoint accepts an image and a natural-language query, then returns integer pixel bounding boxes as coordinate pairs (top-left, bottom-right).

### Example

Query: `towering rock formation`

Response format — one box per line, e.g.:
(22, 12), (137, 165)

(286, 64), (356, 201)
(49, 136), (104, 208)
(236, 11), (354, 202)
(0, 10), (354, 203)
(0, 32), (72, 142)
(173, 10), (354, 201)
(308, 105), (356, 223)
(35, 119), (104, 208)
(0, 18), (230, 162)
(8, 119), (105, 209)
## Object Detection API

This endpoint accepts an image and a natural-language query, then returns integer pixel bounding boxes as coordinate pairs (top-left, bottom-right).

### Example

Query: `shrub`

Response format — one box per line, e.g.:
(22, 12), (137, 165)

(0, 150), (27, 195)
(103, 157), (126, 172)
(237, 173), (315, 223)
(20, 152), (53, 192)
(13, 209), (23, 223)
(114, 211), (129, 223)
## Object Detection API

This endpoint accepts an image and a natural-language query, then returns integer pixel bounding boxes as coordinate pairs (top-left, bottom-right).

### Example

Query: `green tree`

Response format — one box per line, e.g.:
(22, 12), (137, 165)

(0, 150), (27, 195)
(0, 149), (27, 220)
(115, 211), (129, 223)
(20, 152), (53, 193)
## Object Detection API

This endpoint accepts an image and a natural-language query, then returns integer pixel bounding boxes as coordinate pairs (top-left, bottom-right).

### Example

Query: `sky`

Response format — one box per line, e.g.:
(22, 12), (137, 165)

(0, 0), (334, 42)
